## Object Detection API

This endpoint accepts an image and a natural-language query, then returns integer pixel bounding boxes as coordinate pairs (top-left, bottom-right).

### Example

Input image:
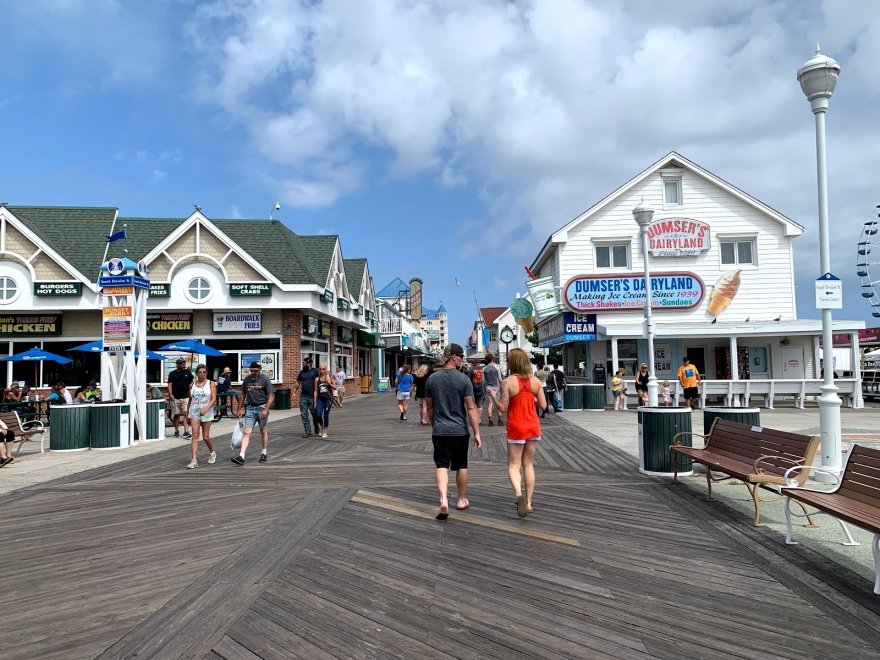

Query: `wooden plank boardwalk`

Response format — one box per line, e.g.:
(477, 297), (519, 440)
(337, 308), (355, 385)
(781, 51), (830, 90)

(4, 394), (880, 659)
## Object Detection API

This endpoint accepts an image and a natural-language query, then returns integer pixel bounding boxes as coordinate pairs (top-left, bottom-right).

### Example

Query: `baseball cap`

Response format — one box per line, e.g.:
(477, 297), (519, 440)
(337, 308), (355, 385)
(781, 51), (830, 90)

(176, 358), (187, 365)
(441, 343), (465, 361)
(249, 361), (261, 369)
(303, 356), (312, 363)
(89, 380), (98, 387)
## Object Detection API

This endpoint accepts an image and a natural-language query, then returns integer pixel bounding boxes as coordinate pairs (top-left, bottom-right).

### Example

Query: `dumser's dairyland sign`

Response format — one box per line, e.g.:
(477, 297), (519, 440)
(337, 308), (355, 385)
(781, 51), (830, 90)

(647, 218), (710, 257)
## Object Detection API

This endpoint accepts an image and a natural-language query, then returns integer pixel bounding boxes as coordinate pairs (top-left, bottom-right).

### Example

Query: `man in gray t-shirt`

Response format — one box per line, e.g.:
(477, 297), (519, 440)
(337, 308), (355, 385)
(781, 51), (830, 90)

(426, 343), (482, 520)
(232, 361), (276, 465)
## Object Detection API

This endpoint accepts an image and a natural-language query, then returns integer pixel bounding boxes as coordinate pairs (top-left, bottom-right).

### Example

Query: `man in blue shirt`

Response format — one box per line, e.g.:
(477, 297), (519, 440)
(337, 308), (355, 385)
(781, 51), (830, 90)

(294, 357), (319, 437)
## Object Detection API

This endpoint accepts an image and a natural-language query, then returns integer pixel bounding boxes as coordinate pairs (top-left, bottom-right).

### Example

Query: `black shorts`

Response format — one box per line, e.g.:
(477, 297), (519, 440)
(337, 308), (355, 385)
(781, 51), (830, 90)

(432, 434), (470, 471)
(683, 386), (699, 400)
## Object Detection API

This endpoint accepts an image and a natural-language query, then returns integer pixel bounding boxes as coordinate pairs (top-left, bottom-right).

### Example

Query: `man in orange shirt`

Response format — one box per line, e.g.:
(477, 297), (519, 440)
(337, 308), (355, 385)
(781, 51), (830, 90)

(677, 357), (701, 409)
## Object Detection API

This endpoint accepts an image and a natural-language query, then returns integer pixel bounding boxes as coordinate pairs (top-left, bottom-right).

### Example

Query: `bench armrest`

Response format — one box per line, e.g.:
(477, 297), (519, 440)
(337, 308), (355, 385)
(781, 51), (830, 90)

(781, 464), (841, 489)
(753, 454), (804, 476)
(672, 431), (709, 449)
(21, 420), (45, 432)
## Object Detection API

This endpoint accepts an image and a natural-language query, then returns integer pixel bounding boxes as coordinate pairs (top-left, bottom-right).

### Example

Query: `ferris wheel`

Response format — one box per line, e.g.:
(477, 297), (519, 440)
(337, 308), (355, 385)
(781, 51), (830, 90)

(857, 205), (880, 318)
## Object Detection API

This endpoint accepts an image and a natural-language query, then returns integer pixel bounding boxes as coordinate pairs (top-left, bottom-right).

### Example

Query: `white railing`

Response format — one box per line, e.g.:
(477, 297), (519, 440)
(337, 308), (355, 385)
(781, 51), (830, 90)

(379, 317), (403, 334)
(617, 377), (861, 409)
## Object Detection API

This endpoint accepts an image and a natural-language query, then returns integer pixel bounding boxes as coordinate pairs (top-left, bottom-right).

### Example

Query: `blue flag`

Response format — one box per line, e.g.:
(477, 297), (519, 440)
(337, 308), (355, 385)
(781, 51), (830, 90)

(106, 229), (127, 243)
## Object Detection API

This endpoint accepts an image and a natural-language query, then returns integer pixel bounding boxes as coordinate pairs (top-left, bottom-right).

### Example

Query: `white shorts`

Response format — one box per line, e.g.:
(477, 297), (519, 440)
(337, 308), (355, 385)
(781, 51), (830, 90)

(396, 391), (411, 401)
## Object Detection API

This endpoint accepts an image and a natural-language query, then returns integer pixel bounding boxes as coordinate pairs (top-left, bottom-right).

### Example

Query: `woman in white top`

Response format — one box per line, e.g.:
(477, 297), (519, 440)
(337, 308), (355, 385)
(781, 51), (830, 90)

(186, 363), (217, 469)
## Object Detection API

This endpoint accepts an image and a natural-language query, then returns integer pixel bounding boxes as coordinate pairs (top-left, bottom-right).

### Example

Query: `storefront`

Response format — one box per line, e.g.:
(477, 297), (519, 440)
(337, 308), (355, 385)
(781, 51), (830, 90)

(0, 206), (378, 397)
(528, 152), (865, 403)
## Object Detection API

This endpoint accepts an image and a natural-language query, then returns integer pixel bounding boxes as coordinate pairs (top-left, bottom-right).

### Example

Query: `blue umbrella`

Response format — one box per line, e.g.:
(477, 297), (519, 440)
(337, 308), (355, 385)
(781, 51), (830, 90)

(0, 346), (72, 364)
(69, 342), (164, 360)
(158, 338), (225, 357)
(68, 341), (103, 353)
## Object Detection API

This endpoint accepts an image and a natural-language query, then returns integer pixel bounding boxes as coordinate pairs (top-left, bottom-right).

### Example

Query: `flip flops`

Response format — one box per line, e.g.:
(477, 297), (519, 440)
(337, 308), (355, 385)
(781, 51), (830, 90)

(456, 499), (470, 511)
(516, 495), (528, 518)
(436, 506), (449, 521)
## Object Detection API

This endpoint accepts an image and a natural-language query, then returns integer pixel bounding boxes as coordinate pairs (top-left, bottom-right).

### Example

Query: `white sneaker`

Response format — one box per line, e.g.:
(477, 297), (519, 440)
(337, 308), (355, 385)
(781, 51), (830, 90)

(321, 432), (328, 438)
(187, 459), (198, 469)
(208, 452), (217, 464)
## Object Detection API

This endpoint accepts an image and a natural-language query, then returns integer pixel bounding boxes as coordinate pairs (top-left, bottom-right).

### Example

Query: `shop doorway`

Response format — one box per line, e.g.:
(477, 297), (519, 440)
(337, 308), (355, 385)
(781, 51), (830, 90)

(685, 346), (706, 379)
(781, 346), (805, 379)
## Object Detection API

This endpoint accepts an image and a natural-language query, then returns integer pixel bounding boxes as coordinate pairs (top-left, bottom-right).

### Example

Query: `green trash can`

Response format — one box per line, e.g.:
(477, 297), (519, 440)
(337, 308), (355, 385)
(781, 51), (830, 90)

(563, 385), (583, 411)
(49, 404), (91, 452)
(638, 407), (693, 476)
(583, 384), (605, 411)
(703, 407), (761, 435)
(275, 388), (291, 410)
(90, 403), (131, 449)
(146, 399), (165, 441)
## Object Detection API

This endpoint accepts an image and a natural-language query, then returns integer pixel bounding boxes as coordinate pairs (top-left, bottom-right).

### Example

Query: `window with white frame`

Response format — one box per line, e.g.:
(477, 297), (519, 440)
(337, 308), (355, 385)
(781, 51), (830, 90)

(663, 179), (682, 206)
(720, 239), (756, 266)
(0, 276), (18, 303)
(186, 276), (212, 302)
(595, 243), (629, 269)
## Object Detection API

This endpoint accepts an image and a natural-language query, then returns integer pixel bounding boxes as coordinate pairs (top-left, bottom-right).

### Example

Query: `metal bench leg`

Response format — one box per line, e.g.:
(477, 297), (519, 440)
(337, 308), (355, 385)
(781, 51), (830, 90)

(671, 450), (679, 483)
(747, 484), (762, 526)
(838, 520), (860, 546)
(873, 533), (880, 595)
(784, 498), (796, 544)
(705, 468), (715, 501)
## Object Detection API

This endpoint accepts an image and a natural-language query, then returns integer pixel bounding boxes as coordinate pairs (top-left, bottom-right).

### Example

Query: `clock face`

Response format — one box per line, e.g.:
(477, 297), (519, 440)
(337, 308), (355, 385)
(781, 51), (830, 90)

(500, 328), (514, 343)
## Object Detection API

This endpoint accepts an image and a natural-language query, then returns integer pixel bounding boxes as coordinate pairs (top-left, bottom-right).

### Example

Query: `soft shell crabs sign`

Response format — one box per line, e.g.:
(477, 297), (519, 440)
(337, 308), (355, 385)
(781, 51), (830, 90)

(563, 273), (704, 312)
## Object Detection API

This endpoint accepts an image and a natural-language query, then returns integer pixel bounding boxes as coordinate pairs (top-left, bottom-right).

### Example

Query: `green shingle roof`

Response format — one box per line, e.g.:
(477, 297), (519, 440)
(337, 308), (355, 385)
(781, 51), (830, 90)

(5, 206), (340, 287)
(344, 258), (367, 298)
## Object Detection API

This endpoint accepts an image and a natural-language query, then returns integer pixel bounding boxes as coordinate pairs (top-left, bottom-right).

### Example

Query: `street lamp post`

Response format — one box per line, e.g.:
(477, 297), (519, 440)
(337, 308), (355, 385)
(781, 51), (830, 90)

(633, 203), (658, 407)
(798, 46), (842, 474)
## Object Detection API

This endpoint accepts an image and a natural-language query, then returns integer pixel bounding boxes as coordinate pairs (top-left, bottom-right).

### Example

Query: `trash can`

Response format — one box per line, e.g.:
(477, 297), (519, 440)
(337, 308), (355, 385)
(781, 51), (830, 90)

(638, 407), (693, 476)
(146, 399), (166, 441)
(275, 388), (291, 410)
(90, 402), (131, 449)
(703, 407), (760, 435)
(583, 384), (605, 411)
(360, 375), (372, 394)
(49, 404), (91, 452)
(563, 385), (583, 412)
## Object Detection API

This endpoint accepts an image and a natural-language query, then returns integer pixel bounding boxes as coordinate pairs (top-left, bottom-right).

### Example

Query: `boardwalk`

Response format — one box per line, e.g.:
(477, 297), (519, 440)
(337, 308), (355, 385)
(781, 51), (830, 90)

(4, 395), (880, 659)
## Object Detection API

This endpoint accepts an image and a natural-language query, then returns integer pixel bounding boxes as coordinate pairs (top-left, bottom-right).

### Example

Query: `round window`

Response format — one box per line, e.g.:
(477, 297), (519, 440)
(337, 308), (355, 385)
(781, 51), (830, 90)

(186, 276), (212, 303)
(0, 276), (19, 304)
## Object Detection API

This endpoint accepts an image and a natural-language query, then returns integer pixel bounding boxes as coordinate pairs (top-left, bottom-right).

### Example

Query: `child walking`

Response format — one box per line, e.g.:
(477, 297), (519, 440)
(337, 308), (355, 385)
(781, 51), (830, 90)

(661, 380), (672, 406)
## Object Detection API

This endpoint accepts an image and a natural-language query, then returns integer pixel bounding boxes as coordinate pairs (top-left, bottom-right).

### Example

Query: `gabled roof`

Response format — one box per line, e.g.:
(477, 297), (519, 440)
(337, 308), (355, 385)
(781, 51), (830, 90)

(343, 258), (367, 298)
(437, 302), (446, 313)
(532, 151), (805, 272)
(377, 277), (410, 298)
(480, 307), (507, 325)
(422, 307), (445, 320)
(8, 205), (129, 279)
(5, 206), (343, 287)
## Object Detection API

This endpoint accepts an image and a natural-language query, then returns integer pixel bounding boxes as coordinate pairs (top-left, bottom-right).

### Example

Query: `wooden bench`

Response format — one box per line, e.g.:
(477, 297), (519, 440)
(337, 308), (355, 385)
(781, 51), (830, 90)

(781, 444), (880, 594)
(1, 411), (46, 455)
(670, 418), (821, 526)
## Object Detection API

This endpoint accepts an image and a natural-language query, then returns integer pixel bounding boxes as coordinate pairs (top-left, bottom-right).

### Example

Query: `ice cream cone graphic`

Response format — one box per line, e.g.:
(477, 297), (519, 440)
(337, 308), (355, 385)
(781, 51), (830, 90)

(708, 270), (741, 316)
(510, 297), (535, 333)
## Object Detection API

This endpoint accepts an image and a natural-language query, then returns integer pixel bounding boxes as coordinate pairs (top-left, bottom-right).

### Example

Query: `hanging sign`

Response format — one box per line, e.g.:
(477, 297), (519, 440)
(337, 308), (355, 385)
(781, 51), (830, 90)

(563, 273), (704, 312)
(647, 218), (711, 256)
(537, 313), (597, 347)
(213, 312), (262, 332)
(150, 283), (170, 297)
(525, 276), (559, 319)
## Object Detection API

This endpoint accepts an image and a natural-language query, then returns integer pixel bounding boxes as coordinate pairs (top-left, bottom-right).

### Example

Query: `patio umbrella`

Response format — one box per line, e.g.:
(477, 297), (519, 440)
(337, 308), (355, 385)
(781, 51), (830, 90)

(158, 338), (225, 357)
(0, 346), (72, 364)
(1, 346), (73, 387)
(69, 342), (165, 360)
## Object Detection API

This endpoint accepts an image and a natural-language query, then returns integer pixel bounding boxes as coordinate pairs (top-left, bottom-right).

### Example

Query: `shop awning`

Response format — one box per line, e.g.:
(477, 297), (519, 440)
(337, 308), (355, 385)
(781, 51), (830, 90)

(358, 330), (386, 348)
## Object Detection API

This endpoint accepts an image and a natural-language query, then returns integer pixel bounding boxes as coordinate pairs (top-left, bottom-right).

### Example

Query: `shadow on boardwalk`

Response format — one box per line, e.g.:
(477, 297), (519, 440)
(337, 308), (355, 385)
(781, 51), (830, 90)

(3, 394), (880, 659)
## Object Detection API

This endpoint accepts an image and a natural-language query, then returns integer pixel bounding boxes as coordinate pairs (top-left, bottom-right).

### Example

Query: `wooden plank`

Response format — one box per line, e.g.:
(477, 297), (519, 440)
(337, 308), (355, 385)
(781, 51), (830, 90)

(97, 488), (354, 660)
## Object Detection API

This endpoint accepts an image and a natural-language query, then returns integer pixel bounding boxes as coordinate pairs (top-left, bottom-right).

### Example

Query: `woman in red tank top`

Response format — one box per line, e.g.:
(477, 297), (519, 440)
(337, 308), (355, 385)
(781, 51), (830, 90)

(498, 348), (547, 517)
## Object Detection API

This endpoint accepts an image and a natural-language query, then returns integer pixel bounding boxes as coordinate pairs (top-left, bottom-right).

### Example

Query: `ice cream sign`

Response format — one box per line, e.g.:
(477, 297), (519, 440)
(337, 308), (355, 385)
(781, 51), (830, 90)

(563, 273), (704, 312)
(647, 218), (710, 257)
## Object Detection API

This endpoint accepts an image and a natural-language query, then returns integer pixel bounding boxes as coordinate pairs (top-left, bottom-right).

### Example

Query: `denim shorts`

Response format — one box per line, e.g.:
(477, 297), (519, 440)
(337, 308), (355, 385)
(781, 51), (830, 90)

(244, 405), (269, 430)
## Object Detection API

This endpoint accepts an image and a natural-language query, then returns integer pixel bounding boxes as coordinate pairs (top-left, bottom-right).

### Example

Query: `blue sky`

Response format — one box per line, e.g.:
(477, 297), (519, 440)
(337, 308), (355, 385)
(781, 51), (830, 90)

(1, 0), (879, 344)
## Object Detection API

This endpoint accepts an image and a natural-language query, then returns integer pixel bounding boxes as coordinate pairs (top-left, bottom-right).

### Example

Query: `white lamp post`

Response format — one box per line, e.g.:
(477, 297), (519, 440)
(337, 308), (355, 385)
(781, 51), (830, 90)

(633, 203), (658, 407)
(798, 46), (842, 474)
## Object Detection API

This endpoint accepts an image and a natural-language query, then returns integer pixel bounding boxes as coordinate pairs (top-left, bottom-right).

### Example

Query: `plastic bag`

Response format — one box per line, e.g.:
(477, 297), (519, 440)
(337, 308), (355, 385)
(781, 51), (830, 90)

(231, 420), (244, 449)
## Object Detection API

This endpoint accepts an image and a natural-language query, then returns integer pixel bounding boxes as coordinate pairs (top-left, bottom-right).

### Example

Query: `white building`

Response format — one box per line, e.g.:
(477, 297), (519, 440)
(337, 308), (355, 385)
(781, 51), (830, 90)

(528, 152), (865, 405)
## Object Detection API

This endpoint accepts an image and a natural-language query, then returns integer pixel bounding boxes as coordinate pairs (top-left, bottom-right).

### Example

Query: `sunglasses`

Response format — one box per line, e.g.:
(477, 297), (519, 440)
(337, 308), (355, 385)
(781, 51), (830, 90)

(197, 370), (207, 374)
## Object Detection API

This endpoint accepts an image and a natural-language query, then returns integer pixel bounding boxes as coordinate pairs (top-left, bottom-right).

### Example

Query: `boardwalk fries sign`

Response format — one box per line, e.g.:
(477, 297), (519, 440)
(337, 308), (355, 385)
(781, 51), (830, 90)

(563, 273), (704, 312)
